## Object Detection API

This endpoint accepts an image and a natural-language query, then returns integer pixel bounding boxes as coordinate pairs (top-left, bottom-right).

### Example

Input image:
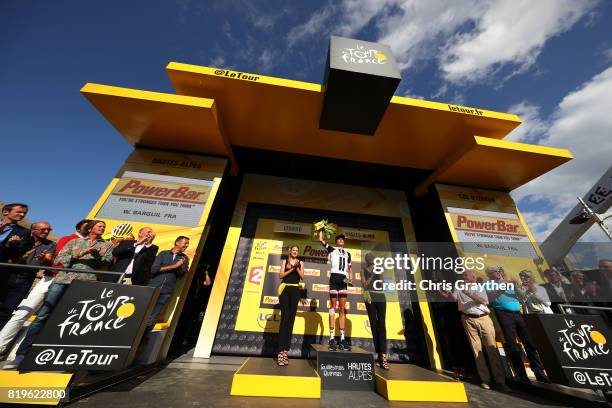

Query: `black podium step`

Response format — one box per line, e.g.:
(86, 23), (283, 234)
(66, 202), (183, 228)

(311, 344), (375, 391)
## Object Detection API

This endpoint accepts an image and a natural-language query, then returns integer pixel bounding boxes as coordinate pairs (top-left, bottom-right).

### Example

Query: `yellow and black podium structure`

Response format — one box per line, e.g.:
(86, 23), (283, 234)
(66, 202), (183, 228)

(2, 36), (575, 404)
(231, 358), (321, 399)
(375, 365), (468, 402)
(230, 346), (467, 402)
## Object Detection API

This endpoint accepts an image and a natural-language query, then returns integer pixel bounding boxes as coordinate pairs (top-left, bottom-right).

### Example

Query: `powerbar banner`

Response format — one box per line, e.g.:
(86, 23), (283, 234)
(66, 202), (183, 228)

(234, 218), (404, 339)
(96, 171), (212, 227)
(89, 148), (225, 338)
(437, 184), (546, 282)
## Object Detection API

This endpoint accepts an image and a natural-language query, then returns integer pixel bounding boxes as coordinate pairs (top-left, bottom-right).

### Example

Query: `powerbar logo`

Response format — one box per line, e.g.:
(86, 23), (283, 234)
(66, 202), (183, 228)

(263, 296), (279, 305)
(213, 69), (260, 82)
(117, 179), (206, 202)
(312, 284), (330, 292)
(455, 215), (521, 234)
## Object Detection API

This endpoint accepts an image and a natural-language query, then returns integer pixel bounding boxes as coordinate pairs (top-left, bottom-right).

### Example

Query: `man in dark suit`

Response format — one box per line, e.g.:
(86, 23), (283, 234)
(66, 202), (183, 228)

(540, 268), (572, 313)
(112, 227), (158, 285)
(0, 204), (31, 264)
(0, 203), (33, 327)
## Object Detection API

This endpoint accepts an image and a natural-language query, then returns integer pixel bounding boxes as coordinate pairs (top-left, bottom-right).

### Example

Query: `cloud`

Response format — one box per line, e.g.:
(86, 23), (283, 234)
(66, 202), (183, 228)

(258, 48), (279, 70)
(213, 0), (292, 29)
(287, 0), (597, 85)
(511, 66), (612, 242)
(287, 3), (338, 47)
(209, 55), (225, 67)
(505, 101), (548, 143)
(377, 0), (483, 71)
(440, 0), (598, 83)
(600, 46), (612, 62)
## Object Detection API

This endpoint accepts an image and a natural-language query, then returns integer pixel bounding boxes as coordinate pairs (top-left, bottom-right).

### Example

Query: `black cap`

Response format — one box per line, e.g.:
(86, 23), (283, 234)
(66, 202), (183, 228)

(335, 234), (346, 241)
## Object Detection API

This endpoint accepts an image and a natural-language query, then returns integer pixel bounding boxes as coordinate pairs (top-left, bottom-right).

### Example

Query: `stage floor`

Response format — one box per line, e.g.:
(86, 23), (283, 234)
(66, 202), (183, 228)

(66, 364), (582, 408)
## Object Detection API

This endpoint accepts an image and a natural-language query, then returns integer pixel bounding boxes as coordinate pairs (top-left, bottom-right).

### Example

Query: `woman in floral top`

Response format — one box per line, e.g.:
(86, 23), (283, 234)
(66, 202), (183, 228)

(5, 220), (113, 369)
(53, 220), (113, 283)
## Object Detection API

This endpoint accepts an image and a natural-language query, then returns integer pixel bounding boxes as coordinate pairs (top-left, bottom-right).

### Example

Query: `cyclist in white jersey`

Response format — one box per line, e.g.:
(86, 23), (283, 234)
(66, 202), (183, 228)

(318, 230), (353, 350)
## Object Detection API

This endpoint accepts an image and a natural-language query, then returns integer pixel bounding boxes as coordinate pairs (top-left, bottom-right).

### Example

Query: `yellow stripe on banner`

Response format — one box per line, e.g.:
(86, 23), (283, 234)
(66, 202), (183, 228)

(515, 208), (551, 279)
(86, 177), (120, 219)
(400, 215), (442, 371)
(391, 95), (521, 123)
(81, 83), (215, 108)
(167, 62), (323, 93)
(194, 224), (243, 358)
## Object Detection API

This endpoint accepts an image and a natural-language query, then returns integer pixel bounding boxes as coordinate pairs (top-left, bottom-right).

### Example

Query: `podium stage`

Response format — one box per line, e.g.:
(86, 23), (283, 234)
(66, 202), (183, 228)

(230, 357), (321, 398)
(230, 345), (467, 402)
(375, 363), (468, 402)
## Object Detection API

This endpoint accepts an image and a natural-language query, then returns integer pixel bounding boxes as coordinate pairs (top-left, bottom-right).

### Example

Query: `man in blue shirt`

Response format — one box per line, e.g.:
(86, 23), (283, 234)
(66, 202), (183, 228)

(145, 236), (189, 332)
(0, 203), (33, 328)
(486, 266), (549, 383)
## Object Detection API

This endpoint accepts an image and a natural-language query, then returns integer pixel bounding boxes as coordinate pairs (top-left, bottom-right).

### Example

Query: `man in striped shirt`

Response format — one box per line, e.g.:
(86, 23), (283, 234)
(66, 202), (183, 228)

(318, 230), (353, 351)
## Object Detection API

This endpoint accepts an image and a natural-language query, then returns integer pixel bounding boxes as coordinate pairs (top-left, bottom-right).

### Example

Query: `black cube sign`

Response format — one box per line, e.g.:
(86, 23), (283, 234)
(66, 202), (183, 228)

(320, 35), (401, 136)
(312, 345), (375, 390)
(524, 314), (612, 390)
(22, 281), (158, 372)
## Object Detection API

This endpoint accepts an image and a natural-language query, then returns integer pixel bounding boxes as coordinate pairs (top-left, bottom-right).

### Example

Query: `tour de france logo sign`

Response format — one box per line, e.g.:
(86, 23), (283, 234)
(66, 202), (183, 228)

(22, 281), (157, 372)
(556, 316), (612, 388)
(529, 314), (612, 390)
(340, 44), (387, 65)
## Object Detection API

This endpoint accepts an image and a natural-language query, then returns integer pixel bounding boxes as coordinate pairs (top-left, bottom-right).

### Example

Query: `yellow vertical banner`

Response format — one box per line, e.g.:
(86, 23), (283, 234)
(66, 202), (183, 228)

(87, 148), (227, 355)
(436, 183), (549, 282)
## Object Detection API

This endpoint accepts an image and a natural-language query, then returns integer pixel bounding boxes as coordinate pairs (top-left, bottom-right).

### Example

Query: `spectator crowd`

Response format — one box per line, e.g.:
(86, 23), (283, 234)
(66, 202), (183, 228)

(438, 260), (612, 391)
(0, 203), (207, 369)
(0, 201), (610, 389)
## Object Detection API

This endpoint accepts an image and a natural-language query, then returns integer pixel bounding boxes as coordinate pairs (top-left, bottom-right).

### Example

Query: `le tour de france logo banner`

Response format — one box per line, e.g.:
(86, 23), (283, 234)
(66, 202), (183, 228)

(526, 314), (612, 390)
(21, 281), (158, 372)
(329, 35), (400, 78)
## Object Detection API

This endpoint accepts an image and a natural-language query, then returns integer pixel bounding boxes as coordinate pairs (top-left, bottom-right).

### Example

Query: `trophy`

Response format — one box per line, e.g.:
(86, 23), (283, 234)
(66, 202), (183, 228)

(312, 218), (338, 240)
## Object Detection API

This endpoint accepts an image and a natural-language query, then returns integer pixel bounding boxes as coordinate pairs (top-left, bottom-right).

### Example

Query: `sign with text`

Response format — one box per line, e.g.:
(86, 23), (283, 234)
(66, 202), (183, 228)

(320, 35), (401, 135)
(524, 314), (612, 390)
(21, 281), (158, 372)
(312, 344), (375, 390)
(437, 184), (546, 283)
(447, 207), (537, 259)
(97, 171), (213, 227)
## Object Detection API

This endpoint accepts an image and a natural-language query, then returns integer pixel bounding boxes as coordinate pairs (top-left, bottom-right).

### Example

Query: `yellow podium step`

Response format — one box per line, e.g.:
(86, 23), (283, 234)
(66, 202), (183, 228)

(230, 357), (320, 398)
(375, 364), (468, 402)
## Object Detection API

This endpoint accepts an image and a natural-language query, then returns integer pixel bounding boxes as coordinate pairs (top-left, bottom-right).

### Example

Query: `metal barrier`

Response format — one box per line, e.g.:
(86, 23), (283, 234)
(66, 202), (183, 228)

(558, 303), (612, 314)
(0, 262), (125, 283)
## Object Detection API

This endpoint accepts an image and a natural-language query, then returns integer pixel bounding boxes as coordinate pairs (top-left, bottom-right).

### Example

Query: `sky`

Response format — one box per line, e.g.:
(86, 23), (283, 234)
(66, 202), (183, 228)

(1, 0), (611, 244)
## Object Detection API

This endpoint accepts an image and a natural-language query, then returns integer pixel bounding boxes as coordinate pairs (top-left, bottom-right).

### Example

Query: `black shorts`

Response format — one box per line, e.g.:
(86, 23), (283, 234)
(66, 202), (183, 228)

(329, 273), (348, 298)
